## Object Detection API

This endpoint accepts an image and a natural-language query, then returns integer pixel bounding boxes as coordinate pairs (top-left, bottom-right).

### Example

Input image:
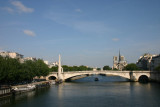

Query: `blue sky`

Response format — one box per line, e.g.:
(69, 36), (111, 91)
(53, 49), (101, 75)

(0, 0), (160, 68)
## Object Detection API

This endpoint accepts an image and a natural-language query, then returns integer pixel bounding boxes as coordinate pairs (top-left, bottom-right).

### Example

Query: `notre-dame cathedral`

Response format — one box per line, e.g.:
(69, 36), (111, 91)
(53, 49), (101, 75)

(113, 51), (127, 70)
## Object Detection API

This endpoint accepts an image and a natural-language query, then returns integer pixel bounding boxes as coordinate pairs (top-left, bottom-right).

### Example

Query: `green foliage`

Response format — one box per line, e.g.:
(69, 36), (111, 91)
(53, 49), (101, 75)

(0, 56), (49, 85)
(35, 59), (50, 76)
(49, 65), (93, 72)
(50, 66), (58, 72)
(0, 55), (96, 84)
(123, 63), (139, 71)
(97, 68), (101, 71)
(154, 64), (160, 72)
(103, 65), (111, 70)
(62, 65), (70, 71)
(54, 65), (93, 72)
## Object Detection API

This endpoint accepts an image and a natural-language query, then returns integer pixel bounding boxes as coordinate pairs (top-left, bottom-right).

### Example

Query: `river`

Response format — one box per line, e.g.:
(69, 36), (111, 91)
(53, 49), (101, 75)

(1, 75), (160, 107)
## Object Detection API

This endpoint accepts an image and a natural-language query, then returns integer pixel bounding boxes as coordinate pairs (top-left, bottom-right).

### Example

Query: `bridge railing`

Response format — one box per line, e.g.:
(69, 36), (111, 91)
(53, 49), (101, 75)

(49, 70), (151, 74)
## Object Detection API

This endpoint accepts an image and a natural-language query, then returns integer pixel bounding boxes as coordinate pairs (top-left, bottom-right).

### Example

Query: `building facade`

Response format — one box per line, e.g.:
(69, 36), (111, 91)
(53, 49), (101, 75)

(136, 53), (157, 70)
(0, 51), (23, 59)
(113, 51), (127, 70)
(44, 61), (49, 65)
(23, 57), (37, 61)
(150, 54), (160, 71)
(48, 62), (58, 68)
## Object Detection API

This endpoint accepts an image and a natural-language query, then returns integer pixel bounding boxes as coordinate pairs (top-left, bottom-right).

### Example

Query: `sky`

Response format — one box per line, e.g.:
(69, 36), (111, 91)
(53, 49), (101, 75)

(0, 0), (160, 68)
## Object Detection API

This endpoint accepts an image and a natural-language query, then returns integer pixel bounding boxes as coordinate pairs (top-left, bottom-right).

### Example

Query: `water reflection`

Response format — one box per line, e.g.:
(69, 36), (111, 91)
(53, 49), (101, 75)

(57, 84), (63, 100)
(72, 75), (129, 82)
(1, 76), (160, 107)
(0, 91), (35, 106)
(0, 88), (49, 107)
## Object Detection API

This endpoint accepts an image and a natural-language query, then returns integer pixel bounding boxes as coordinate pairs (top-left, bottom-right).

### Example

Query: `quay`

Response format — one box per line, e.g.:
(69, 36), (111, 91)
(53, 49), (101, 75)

(11, 81), (50, 89)
(0, 85), (12, 98)
(0, 81), (51, 98)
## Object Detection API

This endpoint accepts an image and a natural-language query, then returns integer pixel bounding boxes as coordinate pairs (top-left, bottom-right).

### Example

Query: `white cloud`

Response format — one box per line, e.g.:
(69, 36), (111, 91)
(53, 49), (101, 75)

(75, 9), (82, 13)
(112, 38), (119, 41)
(23, 30), (36, 36)
(3, 7), (14, 13)
(11, 1), (34, 13)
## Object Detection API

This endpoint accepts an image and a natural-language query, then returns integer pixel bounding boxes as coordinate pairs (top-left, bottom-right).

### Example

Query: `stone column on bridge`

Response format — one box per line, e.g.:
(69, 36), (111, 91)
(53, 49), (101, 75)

(58, 54), (63, 81)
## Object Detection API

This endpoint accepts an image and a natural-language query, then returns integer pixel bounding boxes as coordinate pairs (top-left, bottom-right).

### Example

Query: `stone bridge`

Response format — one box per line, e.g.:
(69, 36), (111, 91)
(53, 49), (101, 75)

(46, 71), (152, 82)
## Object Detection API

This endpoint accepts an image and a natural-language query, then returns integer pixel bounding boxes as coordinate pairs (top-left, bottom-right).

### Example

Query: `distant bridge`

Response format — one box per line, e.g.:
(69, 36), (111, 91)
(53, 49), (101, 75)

(45, 55), (160, 82)
(46, 71), (152, 82)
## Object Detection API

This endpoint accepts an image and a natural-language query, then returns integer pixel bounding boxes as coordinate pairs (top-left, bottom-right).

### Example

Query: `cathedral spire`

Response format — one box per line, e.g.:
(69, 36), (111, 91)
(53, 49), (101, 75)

(119, 50), (121, 63)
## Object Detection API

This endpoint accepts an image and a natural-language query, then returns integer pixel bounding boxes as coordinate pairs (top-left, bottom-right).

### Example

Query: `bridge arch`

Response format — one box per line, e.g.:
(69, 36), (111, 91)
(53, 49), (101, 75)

(63, 72), (130, 81)
(138, 75), (149, 83)
(46, 73), (58, 81)
(64, 73), (91, 81)
(65, 74), (89, 81)
(48, 76), (57, 80)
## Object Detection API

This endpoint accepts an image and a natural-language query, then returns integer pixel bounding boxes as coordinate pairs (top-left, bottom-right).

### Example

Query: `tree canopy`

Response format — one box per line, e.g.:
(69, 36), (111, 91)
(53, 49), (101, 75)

(123, 63), (139, 71)
(0, 56), (49, 85)
(97, 68), (101, 71)
(103, 65), (111, 70)
(50, 65), (93, 72)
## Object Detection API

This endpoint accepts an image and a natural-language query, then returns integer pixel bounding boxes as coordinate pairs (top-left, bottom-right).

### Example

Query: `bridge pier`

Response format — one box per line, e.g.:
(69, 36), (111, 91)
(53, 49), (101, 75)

(129, 71), (137, 82)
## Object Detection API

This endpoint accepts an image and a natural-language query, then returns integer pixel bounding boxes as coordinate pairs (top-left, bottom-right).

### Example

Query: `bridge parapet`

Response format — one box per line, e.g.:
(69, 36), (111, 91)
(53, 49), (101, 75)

(49, 70), (151, 74)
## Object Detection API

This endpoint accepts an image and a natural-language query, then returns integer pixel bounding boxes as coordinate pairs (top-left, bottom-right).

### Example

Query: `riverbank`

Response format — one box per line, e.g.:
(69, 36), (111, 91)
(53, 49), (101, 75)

(0, 81), (52, 99)
(0, 85), (11, 99)
(11, 81), (50, 89)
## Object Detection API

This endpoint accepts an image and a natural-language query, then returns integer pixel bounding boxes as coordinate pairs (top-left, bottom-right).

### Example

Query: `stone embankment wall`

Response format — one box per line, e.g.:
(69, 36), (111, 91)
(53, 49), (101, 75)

(11, 81), (50, 89)
(0, 85), (11, 98)
(150, 72), (160, 82)
(0, 81), (51, 98)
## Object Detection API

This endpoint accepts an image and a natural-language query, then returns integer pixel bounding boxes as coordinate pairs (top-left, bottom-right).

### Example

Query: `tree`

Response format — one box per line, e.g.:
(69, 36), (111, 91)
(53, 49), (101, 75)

(23, 60), (37, 77)
(72, 66), (79, 71)
(50, 66), (58, 72)
(103, 65), (111, 70)
(0, 56), (50, 85)
(79, 65), (88, 71)
(0, 56), (24, 84)
(34, 59), (50, 76)
(60, 65), (93, 71)
(123, 63), (139, 71)
(87, 67), (93, 71)
(62, 65), (69, 72)
(97, 68), (101, 71)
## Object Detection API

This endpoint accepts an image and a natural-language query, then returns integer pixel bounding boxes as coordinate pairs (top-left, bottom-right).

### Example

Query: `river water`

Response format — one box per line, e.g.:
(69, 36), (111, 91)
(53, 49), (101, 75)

(1, 75), (160, 107)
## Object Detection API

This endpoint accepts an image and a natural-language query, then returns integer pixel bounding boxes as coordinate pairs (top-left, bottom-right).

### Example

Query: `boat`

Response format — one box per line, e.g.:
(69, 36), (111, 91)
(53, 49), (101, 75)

(12, 85), (36, 94)
(94, 78), (99, 81)
(55, 79), (63, 84)
(49, 81), (55, 85)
